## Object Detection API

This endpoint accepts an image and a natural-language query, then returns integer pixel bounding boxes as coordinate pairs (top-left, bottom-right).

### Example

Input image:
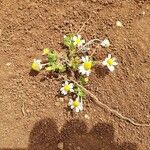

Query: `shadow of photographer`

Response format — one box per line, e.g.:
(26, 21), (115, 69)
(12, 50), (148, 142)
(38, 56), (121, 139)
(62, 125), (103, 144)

(28, 118), (137, 150)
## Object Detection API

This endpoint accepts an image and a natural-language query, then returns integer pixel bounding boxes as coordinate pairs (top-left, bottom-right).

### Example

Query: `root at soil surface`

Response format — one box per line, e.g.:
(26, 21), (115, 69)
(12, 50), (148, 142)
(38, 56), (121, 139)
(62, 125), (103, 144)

(70, 78), (150, 127)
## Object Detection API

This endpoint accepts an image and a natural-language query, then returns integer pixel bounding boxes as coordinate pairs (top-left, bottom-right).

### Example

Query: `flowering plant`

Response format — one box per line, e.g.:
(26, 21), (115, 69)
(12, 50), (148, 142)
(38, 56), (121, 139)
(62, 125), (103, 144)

(31, 34), (118, 113)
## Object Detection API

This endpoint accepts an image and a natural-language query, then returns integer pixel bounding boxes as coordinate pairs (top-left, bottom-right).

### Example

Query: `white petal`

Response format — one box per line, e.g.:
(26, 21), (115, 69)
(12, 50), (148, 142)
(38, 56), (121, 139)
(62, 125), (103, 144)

(79, 65), (85, 73)
(68, 99), (73, 106)
(60, 87), (64, 91)
(85, 56), (89, 62)
(70, 89), (74, 92)
(79, 66), (86, 75)
(75, 107), (80, 112)
(76, 97), (80, 101)
(113, 62), (118, 66)
(65, 81), (69, 85)
(73, 36), (77, 41)
(82, 56), (86, 62)
(102, 60), (107, 66)
(73, 41), (77, 45)
(112, 57), (116, 61)
(85, 70), (91, 76)
(71, 105), (75, 109)
(108, 65), (115, 72)
(78, 65), (83, 71)
(81, 39), (85, 44)
(69, 83), (74, 88)
(37, 59), (42, 63)
(77, 34), (81, 39)
(61, 90), (67, 95)
(78, 43), (82, 47)
(108, 54), (111, 59)
(79, 105), (83, 111)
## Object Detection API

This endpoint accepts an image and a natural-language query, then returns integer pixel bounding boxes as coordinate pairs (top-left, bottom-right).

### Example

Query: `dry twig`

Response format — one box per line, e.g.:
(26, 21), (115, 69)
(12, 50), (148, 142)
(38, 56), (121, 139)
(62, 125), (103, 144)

(70, 78), (150, 127)
(77, 15), (91, 34)
(21, 102), (26, 116)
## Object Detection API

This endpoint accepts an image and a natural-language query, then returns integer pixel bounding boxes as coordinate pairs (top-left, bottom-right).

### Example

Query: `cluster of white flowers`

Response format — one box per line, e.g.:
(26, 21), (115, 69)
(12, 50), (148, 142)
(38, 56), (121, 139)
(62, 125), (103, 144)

(60, 81), (83, 113)
(73, 35), (118, 76)
(32, 34), (119, 114)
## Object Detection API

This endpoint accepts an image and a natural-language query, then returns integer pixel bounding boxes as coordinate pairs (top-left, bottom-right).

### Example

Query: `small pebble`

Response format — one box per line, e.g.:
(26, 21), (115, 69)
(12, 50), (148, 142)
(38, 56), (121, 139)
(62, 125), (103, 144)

(85, 114), (90, 120)
(55, 101), (61, 106)
(59, 97), (64, 102)
(57, 142), (64, 150)
(91, 0), (97, 2)
(142, 11), (145, 15)
(101, 38), (110, 48)
(116, 21), (123, 27)
(0, 29), (2, 36)
(77, 146), (81, 150)
(6, 62), (12, 66)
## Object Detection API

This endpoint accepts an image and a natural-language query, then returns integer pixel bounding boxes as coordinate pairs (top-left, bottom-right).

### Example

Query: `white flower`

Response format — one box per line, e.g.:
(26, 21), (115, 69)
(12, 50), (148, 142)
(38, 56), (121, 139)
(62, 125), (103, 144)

(73, 35), (85, 47)
(32, 59), (42, 71)
(78, 56), (92, 76)
(102, 54), (118, 72)
(60, 81), (74, 95)
(68, 97), (83, 112)
(101, 38), (110, 48)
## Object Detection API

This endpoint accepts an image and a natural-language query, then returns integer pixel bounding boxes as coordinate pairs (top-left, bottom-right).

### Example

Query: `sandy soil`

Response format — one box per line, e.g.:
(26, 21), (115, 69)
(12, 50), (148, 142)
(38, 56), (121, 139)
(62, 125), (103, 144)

(0, 0), (150, 149)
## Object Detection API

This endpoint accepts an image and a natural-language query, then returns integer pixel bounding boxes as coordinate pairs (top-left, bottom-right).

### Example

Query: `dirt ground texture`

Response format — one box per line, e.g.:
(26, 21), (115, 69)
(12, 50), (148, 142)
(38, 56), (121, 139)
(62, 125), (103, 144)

(0, 0), (150, 149)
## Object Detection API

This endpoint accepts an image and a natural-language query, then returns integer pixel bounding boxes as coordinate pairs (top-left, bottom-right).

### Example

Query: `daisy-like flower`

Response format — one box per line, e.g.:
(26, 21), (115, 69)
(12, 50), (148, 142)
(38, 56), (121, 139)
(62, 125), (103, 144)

(78, 56), (92, 76)
(73, 34), (85, 47)
(60, 81), (74, 95)
(31, 59), (42, 71)
(102, 54), (118, 72)
(68, 97), (83, 112)
(101, 38), (110, 48)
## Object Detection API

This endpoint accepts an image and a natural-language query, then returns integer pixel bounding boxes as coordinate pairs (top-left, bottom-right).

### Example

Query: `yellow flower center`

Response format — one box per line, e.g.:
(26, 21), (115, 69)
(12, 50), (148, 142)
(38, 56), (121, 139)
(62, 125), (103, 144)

(64, 85), (70, 91)
(84, 62), (92, 70)
(76, 38), (81, 44)
(73, 101), (80, 107)
(32, 63), (40, 71)
(107, 58), (113, 65)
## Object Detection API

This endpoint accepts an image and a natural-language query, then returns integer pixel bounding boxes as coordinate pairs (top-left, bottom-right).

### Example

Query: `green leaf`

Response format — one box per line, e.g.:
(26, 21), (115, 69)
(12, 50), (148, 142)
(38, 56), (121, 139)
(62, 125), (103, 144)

(47, 51), (58, 65)
(74, 86), (86, 98)
(79, 76), (89, 85)
(69, 56), (80, 70)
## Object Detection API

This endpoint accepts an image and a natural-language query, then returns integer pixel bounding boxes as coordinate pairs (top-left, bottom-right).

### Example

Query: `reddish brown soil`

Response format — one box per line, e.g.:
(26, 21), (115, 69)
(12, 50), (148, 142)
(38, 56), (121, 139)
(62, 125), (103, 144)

(0, 0), (150, 150)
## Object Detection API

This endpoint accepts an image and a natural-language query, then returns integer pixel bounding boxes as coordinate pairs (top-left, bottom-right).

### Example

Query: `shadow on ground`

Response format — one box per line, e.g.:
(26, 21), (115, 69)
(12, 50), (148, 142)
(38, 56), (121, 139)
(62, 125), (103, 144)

(0, 118), (137, 150)
(28, 118), (137, 150)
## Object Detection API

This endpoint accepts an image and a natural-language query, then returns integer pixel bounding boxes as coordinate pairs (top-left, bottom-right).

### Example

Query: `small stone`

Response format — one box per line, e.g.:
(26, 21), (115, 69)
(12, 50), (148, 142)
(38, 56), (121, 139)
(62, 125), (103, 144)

(59, 97), (64, 102)
(0, 29), (2, 36)
(55, 101), (61, 106)
(116, 21), (123, 27)
(57, 142), (64, 150)
(85, 114), (90, 120)
(101, 38), (110, 48)
(142, 11), (145, 15)
(91, 0), (97, 2)
(77, 146), (81, 150)
(6, 62), (12, 66)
